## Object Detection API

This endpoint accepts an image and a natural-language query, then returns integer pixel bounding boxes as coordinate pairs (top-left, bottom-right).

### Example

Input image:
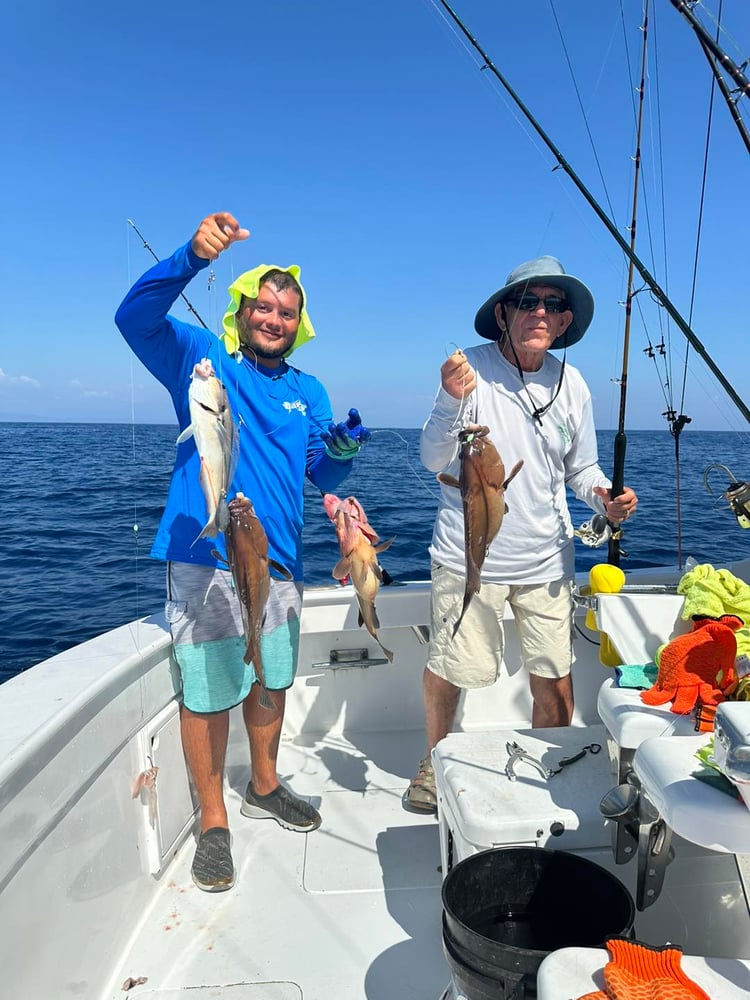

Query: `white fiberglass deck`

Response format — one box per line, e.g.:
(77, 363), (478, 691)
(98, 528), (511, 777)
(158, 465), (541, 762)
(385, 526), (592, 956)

(107, 729), (448, 1000)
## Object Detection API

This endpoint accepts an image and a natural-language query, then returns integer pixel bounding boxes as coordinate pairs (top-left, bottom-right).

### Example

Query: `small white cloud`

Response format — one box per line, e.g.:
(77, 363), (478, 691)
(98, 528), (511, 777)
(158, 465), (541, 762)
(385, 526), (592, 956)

(0, 368), (40, 388)
(83, 390), (111, 398)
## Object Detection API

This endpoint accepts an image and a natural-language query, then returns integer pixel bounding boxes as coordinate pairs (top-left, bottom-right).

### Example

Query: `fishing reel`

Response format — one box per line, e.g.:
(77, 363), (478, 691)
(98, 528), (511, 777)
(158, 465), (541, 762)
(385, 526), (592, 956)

(574, 513), (623, 548)
(703, 464), (750, 530)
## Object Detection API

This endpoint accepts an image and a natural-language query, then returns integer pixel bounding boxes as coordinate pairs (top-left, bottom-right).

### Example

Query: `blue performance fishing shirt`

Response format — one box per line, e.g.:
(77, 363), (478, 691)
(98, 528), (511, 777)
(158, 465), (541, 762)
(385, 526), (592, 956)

(115, 240), (353, 580)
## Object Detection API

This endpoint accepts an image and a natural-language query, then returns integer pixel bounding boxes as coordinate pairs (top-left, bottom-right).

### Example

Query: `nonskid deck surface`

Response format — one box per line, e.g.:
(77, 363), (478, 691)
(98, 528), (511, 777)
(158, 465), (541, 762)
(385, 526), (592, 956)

(109, 729), (449, 1000)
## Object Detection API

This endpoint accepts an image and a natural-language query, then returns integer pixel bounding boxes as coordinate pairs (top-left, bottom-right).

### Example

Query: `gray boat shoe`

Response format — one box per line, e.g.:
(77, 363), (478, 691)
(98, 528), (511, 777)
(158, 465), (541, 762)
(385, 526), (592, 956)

(241, 782), (322, 832)
(406, 756), (437, 813)
(191, 827), (235, 892)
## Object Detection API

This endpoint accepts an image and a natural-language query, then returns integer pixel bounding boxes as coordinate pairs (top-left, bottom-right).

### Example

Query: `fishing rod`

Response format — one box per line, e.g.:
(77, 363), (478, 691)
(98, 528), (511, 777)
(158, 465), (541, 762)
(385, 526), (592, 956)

(607, 2), (652, 568)
(667, 0), (750, 155)
(433, 0), (750, 425)
(127, 219), (210, 329)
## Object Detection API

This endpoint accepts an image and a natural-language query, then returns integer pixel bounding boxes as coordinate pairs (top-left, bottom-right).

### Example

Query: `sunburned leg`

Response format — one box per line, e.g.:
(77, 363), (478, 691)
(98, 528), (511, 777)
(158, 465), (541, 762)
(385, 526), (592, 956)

(529, 673), (574, 727)
(243, 684), (286, 795)
(180, 704), (230, 832)
(424, 667), (462, 752)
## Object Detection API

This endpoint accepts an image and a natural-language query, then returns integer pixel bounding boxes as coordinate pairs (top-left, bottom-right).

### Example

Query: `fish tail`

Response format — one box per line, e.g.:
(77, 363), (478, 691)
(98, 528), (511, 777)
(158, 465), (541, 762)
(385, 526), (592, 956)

(258, 685), (276, 712)
(248, 646), (276, 712)
(451, 589), (476, 639)
(379, 640), (394, 663)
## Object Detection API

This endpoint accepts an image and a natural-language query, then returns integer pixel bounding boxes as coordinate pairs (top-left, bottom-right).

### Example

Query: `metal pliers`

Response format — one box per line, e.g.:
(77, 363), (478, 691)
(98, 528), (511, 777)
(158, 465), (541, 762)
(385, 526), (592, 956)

(504, 740), (553, 782)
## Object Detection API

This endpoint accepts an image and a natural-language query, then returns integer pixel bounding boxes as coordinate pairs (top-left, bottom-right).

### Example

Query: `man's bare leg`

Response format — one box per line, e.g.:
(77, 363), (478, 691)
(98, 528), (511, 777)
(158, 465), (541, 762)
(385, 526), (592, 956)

(243, 685), (285, 795)
(180, 704), (230, 832)
(424, 667), (462, 752)
(529, 673), (574, 728)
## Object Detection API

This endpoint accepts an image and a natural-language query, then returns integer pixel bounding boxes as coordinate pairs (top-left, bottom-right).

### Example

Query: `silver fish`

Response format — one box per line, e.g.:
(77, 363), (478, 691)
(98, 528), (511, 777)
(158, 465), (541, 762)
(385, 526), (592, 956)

(177, 358), (238, 542)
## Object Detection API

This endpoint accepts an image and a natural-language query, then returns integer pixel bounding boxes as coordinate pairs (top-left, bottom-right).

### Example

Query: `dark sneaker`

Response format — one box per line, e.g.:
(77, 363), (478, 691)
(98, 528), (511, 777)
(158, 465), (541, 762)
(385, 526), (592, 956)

(191, 827), (235, 892)
(406, 756), (437, 813)
(241, 782), (321, 832)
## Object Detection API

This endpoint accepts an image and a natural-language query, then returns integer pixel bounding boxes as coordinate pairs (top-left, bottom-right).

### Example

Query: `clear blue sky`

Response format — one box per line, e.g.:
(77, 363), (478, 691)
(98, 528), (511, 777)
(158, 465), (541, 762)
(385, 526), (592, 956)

(2, 0), (749, 432)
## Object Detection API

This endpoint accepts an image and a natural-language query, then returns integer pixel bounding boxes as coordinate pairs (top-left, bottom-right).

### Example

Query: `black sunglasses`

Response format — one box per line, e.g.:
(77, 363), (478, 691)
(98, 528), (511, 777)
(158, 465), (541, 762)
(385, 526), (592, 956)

(506, 293), (569, 314)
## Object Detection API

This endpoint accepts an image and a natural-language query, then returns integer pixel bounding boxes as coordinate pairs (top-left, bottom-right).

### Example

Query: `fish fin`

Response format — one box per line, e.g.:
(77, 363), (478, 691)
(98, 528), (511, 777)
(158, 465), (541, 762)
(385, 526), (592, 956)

(373, 537), (395, 554)
(195, 519), (219, 542)
(269, 559), (294, 580)
(503, 460), (524, 489)
(359, 604), (381, 630)
(175, 423), (195, 445)
(379, 642), (394, 663)
(216, 499), (230, 534)
(258, 687), (276, 712)
(190, 522), (218, 547)
(358, 524), (380, 542)
(211, 548), (230, 567)
(437, 473), (460, 489)
(332, 558), (351, 580)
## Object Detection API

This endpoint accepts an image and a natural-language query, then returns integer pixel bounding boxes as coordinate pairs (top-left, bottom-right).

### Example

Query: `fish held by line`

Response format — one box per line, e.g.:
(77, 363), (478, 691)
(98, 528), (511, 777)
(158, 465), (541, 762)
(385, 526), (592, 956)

(177, 358), (238, 543)
(438, 425), (523, 638)
(224, 492), (292, 710)
(323, 494), (395, 663)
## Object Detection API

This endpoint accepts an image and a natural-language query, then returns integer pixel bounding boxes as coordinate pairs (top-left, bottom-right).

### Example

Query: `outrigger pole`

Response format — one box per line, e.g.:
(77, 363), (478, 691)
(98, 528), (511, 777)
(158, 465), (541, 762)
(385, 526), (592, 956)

(127, 219), (210, 329)
(667, 0), (750, 156)
(434, 0), (750, 425)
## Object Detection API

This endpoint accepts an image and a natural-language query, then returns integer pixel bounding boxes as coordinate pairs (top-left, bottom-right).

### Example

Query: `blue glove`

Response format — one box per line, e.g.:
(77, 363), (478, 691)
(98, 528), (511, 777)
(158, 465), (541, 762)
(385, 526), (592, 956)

(321, 408), (371, 461)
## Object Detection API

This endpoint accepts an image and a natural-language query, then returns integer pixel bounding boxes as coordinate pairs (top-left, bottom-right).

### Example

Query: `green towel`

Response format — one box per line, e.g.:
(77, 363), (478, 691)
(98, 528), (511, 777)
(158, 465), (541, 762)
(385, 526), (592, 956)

(615, 663), (658, 689)
(678, 563), (750, 621)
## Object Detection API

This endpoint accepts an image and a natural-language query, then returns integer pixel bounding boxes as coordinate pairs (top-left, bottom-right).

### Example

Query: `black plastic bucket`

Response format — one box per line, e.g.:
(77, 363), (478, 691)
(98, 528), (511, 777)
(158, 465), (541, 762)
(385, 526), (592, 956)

(442, 847), (635, 999)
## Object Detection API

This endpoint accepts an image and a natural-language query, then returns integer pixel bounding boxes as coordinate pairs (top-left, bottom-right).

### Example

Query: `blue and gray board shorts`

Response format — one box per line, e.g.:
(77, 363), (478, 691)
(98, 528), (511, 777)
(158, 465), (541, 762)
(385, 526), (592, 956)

(166, 562), (303, 713)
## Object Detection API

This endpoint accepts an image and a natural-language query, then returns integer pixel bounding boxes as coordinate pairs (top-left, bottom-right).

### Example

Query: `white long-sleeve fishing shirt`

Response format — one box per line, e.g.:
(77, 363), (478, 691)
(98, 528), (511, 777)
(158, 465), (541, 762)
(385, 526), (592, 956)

(421, 341), (611, 584)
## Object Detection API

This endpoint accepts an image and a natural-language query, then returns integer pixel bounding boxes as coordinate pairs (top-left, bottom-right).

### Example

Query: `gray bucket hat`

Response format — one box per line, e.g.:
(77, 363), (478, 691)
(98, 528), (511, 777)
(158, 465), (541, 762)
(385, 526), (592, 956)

(474, 255), (595, 350)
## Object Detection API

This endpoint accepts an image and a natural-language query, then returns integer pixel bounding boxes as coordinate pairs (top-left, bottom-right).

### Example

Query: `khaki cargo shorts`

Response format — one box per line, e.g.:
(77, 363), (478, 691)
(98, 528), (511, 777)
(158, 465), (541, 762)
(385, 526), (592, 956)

(426, 563), (574, 689)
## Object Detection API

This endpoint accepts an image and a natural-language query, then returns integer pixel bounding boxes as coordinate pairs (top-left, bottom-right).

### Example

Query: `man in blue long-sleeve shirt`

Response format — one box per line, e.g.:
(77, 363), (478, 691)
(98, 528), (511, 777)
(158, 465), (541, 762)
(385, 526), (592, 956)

(116, 211), (367, 891)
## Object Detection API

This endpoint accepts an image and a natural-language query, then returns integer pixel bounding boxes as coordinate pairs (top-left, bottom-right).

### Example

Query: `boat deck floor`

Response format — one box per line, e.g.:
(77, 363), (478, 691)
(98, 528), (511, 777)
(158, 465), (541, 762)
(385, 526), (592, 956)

(107, 726), (750, 1000)
(108, 729), (449, 1000)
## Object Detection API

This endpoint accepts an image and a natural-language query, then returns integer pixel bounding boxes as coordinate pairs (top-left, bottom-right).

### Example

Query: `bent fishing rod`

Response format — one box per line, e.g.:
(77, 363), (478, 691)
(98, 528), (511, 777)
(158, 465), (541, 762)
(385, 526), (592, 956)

(127, 219), (209, 329)
(434, 0), (750, 425)
(668, 0), (750, 155)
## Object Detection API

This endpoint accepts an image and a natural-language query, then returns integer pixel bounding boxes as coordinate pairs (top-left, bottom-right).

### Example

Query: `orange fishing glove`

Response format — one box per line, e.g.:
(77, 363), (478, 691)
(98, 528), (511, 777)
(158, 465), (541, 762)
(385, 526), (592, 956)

(640, 615), (741, 715)
(578, 937), (710, 1000)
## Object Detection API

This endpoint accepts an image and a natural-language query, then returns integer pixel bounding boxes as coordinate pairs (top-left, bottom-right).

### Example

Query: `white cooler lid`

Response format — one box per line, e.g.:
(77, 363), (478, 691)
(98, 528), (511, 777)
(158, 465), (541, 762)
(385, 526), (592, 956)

(433, 725), (612, 851)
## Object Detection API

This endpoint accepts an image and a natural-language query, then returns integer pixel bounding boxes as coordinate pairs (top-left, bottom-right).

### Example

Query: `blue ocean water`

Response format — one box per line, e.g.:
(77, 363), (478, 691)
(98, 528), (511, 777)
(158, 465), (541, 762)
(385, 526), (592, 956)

(2, 422), (749, 681)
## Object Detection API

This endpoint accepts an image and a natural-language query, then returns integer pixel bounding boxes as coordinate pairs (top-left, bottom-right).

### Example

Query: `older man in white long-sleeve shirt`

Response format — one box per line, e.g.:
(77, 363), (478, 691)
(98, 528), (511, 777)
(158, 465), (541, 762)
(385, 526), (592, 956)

(406, 256), (638, 813)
